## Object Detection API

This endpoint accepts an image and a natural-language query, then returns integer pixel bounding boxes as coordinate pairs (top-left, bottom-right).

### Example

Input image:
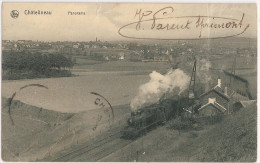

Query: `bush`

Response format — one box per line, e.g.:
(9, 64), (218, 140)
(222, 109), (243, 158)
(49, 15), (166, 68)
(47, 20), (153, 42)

(188, 131), (198, 138)
(197, 114), (224, 125)
(167, 117), (199, 131)
(2, 51), (74, 80)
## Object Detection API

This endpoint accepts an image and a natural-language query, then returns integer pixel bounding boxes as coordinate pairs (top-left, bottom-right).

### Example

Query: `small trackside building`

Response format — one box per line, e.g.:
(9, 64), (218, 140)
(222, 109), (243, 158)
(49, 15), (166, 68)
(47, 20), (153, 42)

(197, 77), (230, 117)
(182, 75), (251, 117)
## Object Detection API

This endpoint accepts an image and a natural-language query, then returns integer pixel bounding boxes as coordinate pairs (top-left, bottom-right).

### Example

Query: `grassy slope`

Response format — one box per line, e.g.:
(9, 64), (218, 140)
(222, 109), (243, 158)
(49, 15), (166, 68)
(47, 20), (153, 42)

(170, 102), (256, 162)
(1, 98), (131, 161)
(1, 98), (75, 161)
(102, 102), (256, 162)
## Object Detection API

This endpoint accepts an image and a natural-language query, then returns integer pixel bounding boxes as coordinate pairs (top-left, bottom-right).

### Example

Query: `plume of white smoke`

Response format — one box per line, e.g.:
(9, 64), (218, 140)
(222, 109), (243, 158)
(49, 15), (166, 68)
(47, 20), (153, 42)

(130, 69), (190, 111)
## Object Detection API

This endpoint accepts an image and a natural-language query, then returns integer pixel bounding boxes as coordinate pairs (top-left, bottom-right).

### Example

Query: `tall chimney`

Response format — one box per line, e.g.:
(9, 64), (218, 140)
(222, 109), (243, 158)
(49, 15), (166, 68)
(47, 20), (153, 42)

(217, 77), (221, 88)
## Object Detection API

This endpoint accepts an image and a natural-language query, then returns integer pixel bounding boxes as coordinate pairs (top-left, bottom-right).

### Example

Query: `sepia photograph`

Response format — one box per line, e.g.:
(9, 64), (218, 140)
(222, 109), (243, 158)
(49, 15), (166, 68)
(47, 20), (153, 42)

(1, 3), (257, 162)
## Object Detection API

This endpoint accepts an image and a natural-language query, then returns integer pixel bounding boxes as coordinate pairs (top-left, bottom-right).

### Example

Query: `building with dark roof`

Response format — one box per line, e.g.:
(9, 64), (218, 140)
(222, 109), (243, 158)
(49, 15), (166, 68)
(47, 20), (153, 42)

(196, 76), (250, 117)
(197, 77), (230, 116)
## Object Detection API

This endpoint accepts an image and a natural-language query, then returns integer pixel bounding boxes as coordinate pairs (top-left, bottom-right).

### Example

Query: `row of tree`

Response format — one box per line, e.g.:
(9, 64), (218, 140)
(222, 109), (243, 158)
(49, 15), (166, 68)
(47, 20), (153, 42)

(2, 51), (74, 74)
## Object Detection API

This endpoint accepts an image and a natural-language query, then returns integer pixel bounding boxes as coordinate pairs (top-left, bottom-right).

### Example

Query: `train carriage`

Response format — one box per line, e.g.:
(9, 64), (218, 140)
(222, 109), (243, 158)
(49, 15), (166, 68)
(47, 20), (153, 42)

(122, 97), (190, 139)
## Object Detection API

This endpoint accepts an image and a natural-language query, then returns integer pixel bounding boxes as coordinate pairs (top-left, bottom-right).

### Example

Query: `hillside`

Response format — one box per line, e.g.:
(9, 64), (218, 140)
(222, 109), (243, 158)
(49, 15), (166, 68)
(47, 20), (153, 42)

(1, 97), (131, 161)
(1, 98), (75, 161)
(174, 101), (257, 162)
(1, 95), (256, 162)
(101, 101), (257, 162)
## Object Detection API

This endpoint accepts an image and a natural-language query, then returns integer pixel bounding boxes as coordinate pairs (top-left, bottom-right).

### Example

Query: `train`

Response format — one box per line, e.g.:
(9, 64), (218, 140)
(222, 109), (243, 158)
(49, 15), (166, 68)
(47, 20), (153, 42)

(121, 96), (191, 139)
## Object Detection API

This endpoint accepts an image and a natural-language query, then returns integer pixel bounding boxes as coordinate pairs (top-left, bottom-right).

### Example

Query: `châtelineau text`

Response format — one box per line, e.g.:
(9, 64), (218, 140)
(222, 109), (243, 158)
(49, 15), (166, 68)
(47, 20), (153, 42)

(118, 6), (250, 40)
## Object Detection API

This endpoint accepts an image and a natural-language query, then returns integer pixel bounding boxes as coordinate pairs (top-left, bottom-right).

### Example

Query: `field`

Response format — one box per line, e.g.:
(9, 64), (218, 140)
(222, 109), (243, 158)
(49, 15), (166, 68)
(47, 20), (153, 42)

(73, 58), (169, 72)
(2, 61), (169, 113)
(1, 60), (170, 161)
(209, 55), (257, 98)
(1, 47), (257, 161)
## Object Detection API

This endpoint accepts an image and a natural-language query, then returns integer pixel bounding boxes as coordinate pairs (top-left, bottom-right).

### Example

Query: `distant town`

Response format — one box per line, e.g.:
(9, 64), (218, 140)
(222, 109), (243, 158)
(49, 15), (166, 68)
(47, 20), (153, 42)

(2, 38), (257, 63)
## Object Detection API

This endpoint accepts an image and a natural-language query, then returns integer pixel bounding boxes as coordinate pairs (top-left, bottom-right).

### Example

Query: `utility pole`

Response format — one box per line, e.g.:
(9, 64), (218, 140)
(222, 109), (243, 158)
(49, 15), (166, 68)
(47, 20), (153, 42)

(229, 50), (237, 89)
(187, 58), (197, 100)
(187, 58), (197, 114)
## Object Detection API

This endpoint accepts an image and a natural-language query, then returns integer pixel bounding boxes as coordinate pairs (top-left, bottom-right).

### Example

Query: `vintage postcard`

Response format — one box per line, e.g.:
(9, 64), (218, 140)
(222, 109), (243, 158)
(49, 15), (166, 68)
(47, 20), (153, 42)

(1, 3), (257, 162)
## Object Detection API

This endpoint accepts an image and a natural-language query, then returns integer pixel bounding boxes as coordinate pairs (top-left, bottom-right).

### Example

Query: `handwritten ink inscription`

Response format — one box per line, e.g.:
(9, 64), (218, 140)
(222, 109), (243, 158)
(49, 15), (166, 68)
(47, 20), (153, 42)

(118, 6), (250, 40)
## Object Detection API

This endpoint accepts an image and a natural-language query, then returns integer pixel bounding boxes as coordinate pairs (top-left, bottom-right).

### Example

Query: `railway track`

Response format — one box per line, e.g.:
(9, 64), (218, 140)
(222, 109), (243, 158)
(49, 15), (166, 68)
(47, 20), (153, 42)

(73, 137), (132, 161)
(44, 127), (132, 162)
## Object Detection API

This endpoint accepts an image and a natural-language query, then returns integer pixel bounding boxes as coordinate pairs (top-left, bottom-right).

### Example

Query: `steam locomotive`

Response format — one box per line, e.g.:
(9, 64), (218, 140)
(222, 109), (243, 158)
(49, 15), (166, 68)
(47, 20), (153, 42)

(121, 96), (191, 139)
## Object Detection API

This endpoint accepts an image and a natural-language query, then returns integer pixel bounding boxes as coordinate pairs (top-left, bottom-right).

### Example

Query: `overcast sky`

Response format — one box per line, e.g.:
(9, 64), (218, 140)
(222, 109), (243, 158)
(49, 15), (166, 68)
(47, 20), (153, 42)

(2, 3), (257, 41)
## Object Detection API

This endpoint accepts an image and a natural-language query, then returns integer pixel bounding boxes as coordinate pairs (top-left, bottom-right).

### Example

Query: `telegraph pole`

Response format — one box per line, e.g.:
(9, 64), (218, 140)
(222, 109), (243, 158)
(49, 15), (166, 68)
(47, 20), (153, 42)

(188, 58), (197, 100)
(229, 50), (237, 89)
(187, 58), (197, 114)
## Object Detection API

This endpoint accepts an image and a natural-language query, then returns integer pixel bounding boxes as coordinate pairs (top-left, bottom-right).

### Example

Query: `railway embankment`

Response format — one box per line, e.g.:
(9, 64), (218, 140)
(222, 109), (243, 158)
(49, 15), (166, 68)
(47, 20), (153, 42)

(101, 101), (256, 162)
(1, 98), (131, 161)
(2, 95), (256, 162)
